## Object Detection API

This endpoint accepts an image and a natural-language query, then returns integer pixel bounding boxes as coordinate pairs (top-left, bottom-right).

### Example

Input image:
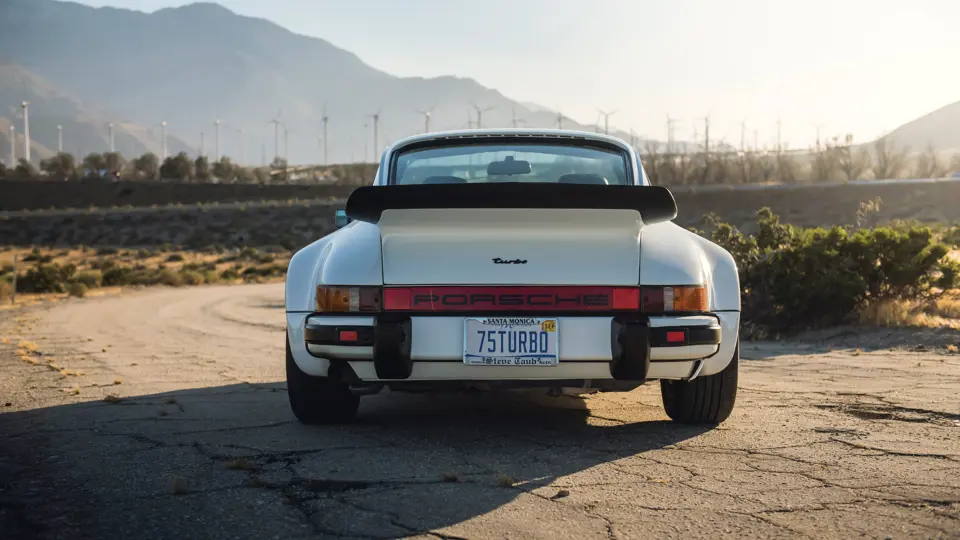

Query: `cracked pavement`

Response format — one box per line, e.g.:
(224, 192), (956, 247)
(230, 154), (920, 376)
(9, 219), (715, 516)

(1, 284), (958, 539)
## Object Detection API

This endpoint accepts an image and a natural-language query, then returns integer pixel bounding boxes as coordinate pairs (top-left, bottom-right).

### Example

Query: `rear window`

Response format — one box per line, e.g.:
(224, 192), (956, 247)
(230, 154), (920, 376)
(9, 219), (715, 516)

(391, 142), (630, 186)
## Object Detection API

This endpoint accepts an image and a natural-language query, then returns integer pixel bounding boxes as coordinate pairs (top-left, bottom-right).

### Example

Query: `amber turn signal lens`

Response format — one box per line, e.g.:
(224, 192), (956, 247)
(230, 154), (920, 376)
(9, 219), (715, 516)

(668, 286), (708, 312)
(315, 286), (381, 312)
(641, 286), (708, 312)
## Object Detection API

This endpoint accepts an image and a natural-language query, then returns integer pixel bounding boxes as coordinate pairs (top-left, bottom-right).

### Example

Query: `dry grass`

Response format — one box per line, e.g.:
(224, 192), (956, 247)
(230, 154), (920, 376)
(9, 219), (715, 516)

(858, 293), (960, 329)
(495, 473), (516, 488)
(103, 395), (122, 403)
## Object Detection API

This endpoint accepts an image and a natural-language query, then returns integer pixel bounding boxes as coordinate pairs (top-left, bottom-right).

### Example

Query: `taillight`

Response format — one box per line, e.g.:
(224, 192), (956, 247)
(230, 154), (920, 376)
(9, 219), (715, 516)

(611, 287), (640, 310)
(383, 288), (411, 310)
(641, 286), (708, 312)
(315, 286), (381, 313)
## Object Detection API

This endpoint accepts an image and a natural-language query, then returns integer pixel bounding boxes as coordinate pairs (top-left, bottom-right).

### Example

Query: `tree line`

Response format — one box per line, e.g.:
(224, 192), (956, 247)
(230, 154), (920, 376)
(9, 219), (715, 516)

(2, 138), (958, 186)
(642, 138), (960, 185)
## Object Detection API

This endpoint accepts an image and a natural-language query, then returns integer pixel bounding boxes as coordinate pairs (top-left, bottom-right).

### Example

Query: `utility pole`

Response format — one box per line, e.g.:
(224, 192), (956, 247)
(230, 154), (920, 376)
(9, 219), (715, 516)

(57, 125), (63, 153)
(753, 129), (758, 152)
(108, 122), (115, 153)
(21, 101), (31, 163)
(214, 119), (221, 162)
(704, 116), (710, 155)
(740, 121), (746, 153)
(665, 115), (676, 154)
(556, 110), (564, 129)
(199, 131), (205, 157)
(160, 121), (168, 161)
(597, 109), (616, 135)
(8, 125), (14, 165)
(776, 117), (782, 154)
(283, 126), (289, 162)
(240, 126), (246, 166)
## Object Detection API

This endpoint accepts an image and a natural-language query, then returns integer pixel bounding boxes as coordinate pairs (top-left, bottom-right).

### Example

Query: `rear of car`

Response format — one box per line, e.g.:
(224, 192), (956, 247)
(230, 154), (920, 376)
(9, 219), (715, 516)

(285, 131), (740, 425)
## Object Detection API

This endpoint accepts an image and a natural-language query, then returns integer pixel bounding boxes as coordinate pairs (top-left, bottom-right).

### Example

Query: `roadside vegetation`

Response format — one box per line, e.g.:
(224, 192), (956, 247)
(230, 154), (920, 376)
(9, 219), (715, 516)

(690, 206), (960, 337)
(0, 245), (290, 301)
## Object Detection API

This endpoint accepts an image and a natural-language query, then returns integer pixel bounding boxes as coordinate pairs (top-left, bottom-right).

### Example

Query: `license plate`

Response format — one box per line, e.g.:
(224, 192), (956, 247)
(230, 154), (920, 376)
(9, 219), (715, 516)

(463, 317), (559, 366)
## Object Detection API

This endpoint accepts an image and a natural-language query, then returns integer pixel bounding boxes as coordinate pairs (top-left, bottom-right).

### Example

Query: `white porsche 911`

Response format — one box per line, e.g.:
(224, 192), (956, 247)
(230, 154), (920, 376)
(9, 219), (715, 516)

(285, 129), (741, 425)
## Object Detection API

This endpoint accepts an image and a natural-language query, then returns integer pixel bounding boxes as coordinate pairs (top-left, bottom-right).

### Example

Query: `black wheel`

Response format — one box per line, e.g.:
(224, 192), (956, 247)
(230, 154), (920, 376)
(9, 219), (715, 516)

(286, 333), (360, 424)
(660, 343), (738, 425)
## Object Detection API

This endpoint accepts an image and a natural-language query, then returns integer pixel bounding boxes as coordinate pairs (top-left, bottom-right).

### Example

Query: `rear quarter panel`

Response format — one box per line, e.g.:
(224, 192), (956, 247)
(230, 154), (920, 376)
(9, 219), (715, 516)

(284, 222), (384, 312)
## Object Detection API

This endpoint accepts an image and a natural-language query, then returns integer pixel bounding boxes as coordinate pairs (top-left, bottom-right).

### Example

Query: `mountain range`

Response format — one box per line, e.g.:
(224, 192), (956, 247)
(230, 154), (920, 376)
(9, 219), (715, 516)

(0, 0), (957, 167)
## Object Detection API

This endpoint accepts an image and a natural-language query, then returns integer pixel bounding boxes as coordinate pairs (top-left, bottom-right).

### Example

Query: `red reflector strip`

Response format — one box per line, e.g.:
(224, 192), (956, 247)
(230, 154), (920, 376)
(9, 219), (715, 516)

(383, 286), (639, 312)
(666, 331), (686, 343)
(338, 330), (359, 342)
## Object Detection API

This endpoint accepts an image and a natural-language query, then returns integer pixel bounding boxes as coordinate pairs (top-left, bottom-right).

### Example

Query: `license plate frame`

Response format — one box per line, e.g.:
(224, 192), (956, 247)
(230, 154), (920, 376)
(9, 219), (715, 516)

(462, 317), (559, 366)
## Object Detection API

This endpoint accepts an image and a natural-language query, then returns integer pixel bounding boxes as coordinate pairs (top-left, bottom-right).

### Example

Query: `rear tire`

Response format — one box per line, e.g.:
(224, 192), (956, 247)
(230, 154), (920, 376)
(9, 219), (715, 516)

(660, 343), (738, 425)
(286, 334), (360, 424)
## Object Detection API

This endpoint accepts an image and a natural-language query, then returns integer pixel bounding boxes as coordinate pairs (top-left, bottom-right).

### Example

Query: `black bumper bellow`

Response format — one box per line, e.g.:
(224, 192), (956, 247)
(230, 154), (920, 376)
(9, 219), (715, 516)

(610, 317), (651, 381)
(373, 316), (413, 380)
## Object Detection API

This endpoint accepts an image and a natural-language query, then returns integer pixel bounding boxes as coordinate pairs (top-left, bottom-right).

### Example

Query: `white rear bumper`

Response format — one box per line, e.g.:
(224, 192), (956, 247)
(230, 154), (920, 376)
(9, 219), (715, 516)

(287, 312), (739, 382)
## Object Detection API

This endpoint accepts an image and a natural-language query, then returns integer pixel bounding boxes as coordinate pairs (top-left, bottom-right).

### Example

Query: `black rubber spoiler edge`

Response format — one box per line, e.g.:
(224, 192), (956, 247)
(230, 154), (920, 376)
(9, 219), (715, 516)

(345, 183), (678, 225)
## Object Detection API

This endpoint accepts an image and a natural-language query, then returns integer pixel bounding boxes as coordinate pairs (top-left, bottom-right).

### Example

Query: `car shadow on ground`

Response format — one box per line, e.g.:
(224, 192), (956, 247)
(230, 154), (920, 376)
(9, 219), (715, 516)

(1, 383), (713, 538)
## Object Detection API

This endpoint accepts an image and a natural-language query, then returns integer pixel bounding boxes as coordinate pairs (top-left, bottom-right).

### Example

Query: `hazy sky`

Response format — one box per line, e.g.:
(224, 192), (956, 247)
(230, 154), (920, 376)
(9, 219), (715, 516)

(75, 0), (960, 148)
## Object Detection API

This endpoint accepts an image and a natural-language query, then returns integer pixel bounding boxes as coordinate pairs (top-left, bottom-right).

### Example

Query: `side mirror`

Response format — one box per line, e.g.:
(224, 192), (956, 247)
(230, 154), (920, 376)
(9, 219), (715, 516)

(335, 209), (351, 228)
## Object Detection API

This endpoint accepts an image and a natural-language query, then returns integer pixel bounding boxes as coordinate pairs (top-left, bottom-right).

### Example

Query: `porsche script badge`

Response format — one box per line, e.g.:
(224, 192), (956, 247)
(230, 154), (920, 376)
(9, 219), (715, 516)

(492, 258), (527, 264)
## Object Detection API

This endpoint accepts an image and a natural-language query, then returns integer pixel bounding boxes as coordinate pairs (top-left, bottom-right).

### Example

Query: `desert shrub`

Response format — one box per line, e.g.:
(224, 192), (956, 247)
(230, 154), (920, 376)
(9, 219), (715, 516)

(17, 263), (77, 293)
(22, 248), (54, 264)
(220, 268), (240, 281)
(157, 268), (183, 287)
(203, 270), (220, 283)
(101, 266), (135, 286)
(0, 280), (11, 300)
(943, 226), (960, 248)
(96, 247), (119, 256)
(180, 270), (204, 286)
(1, 263), (13, 276)
(66, 282), (88, 298)
(166, 253), (185, 262)
(74, 270), (102, 288)
(705, 208), (959, 332)
(136, 249), (154, 259)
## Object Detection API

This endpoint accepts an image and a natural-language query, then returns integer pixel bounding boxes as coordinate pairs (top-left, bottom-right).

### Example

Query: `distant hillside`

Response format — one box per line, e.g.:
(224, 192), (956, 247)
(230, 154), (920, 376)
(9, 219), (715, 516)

(0, 58), (193, 166)
(881, 100), (960, 152)
(0, 0), (709, 165)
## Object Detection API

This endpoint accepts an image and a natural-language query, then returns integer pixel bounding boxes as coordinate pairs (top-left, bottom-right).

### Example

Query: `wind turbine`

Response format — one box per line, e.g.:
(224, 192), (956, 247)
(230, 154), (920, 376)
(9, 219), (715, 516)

(213, 119), (221, 161)
(471, 103), (495, 129)
(160, 121), (168, 161)
(20, 101), (31, 162)
(510, 107), (527, 128)
(366, 108), (382, 159)
(56, 125), (63, 153)
(107, 122), (115, 153)
(597, 109), (617, 135)
(320, 104), (329, 166)
(269, 108), (283, 161)
(416, 103), (437, 134)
